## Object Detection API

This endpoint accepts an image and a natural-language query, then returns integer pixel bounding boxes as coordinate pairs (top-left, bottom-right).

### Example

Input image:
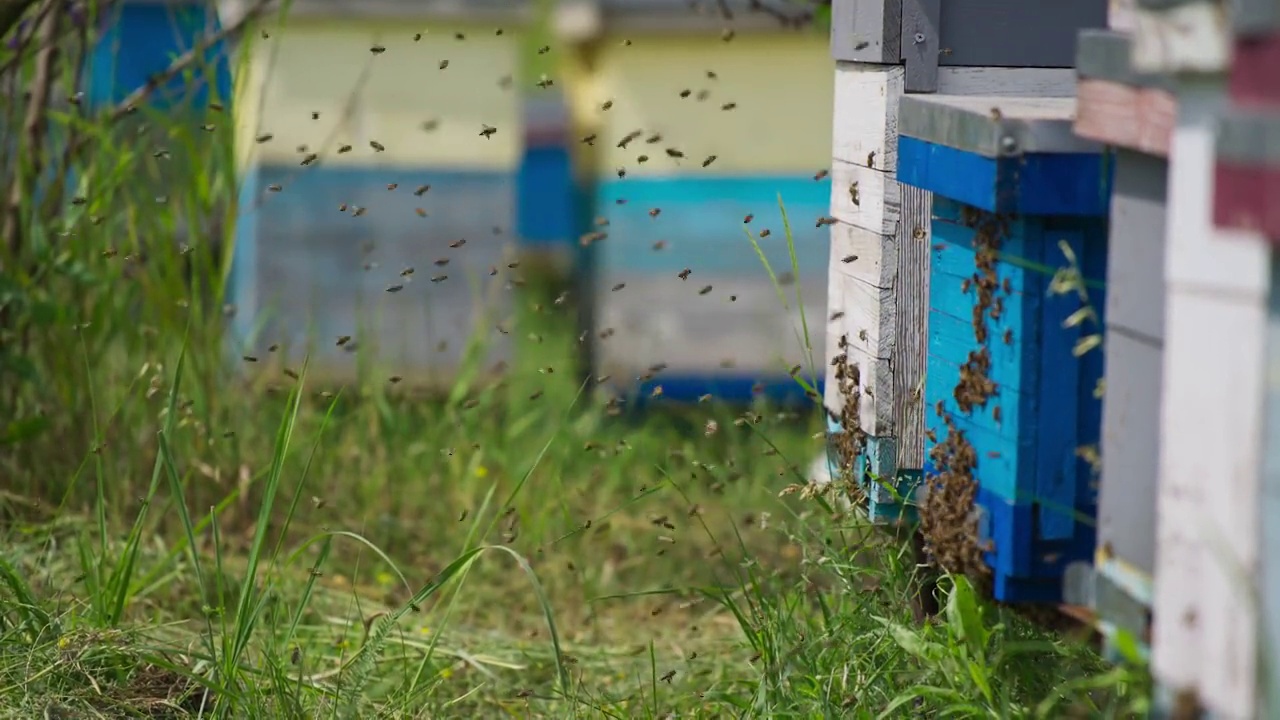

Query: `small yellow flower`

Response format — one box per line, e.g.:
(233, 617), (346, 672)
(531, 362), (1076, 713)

(375, 571), (393, 586)
(440, 667), (454, 679)
(419, 626), (431, 635)
(57, 636), (70, 650)
(474, 465), (489, 478)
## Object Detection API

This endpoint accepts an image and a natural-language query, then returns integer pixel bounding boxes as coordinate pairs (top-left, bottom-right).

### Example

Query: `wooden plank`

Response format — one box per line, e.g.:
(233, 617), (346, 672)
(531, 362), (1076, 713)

(1259, 257), (1280, 720)
(1164, 78), (1271, 295)
(1233, 0), (1280, 34)
(1074, 78), (1176, 156)
(900, 0), (940, 92)
(1215, 161), (1280, 240)
(898, 95), (1098, 157)
(830, 159), (901, 235)
(1228, 34), (1280, 105)
(891, 183), (930, 470)
(830, 0), (902, 63)
(832, 63), (905, 172)
(1151, 77), (1269, 720)
(936, 0), (1107, 69)
(1131, 2), (1231, 74)
(1106, 149), (1169, 339)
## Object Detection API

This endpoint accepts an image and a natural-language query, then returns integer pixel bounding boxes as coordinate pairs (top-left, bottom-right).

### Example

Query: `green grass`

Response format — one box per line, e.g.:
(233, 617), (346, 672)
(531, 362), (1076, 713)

(0, 4), (1153, 718)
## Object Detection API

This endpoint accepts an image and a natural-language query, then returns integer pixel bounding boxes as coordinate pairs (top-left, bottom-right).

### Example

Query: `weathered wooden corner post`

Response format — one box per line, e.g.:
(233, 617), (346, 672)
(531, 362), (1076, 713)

(823, 0), (1097, 527)
(1212, 1), (1280, 716)
(1099, 0), (1273, 716)
(1059, 2), (1180, 658)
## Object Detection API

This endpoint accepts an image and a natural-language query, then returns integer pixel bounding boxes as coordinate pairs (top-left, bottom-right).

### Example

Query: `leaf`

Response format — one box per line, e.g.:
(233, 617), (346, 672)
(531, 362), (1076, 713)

(1072, 333), (1103, 357)
(886, 621), (942, 662)
(944, 575), (990, 657)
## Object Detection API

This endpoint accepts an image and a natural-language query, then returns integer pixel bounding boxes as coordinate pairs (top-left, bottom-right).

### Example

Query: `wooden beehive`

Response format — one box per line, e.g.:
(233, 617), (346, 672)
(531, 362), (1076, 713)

(894, 94), (1110, 602)
(564, 1), (833, 406)
(1063, 25), (1177, 655)
(227, 1), (528, 387)
(824, 0), (1102, 521)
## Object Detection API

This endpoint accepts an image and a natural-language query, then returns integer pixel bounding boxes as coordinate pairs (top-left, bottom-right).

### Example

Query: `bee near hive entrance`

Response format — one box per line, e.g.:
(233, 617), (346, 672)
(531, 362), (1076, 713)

(920, 207), (1006, 597)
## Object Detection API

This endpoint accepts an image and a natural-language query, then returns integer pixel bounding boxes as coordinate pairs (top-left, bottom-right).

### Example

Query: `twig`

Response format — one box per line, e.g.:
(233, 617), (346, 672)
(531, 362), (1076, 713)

(2, 0), (61, 259)
(0, 0), (40, 42)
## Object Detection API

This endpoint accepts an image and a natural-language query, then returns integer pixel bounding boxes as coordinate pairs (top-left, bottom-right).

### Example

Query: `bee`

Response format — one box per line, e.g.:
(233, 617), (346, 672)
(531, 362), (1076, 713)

(336, 335), (352, 346)
(386, 183), (398, 191)
(666, 148), (684, 159)
(637, 154), (650, 164)
(680, 89), (692, 98)
(201, 123), (216, 132)
(652, 240), (667, 250)
(386, 284), (404, 293)
(283, 368), (300, 380)
(370, 44), (386, 54)
(431, 274), (447, 283)
(721, 102), (737, 111)
(242, 355), (259, 363)
(699, 285), (713, 295)
(702, 155), (717, 167)
(536, 75), (554, 88)
(255, 133), (273, 143)
(537, 45), (550, 54)
(301, 153), (318, 166)
(651, 385), (663, 397)
(414, 185), (430, 196)
(389, 376), (402, 384)
(842, 254), (857, 263)
(370, 140), (386, 152)
(581, 134), (597, 145)
(814, 169), (829, 181)
(454, 32), (465, 40)
(618, 130), (642, 148)
(439, 59), (449, 70)
(815, 216), (837, 227)
(989, 106), (1003, 120)
(722, 28), (735, 41)
(867, 150), (876, 168)
(648, 208), (661, 218)
(414, 32), (422, 41)
(612, 283), (626, 292)
(830, 310), (845, 321)
(433, 258), (449, 267)
(743, 214), (754, 223)
(422, 118), (440, 132)
(678, 268), (691, 280)
(1003, 329), (1013, 344)
(338, 144), (352, 154)
(600, 99), (613, 111)
(660, 670), (676, 683)
(415, 208), (428, 217)
(760, 228), (771, 237)
(480, 125), (497, 139)
(616, 168), (627, 178)
(993, 406), (1002, 422)
(449, 238), (465, 248)
(267, 184), (282, 192)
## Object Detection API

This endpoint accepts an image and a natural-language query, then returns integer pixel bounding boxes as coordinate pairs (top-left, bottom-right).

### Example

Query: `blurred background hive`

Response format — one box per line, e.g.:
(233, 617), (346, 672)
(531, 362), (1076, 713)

(226, 0), (532, 386)
(568, 0), (832, 404)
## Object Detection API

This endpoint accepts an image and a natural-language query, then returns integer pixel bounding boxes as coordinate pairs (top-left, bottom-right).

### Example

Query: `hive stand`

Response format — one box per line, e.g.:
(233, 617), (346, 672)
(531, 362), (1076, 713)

(1060, 23), (1177, 661)
(1126, 1), (1272, 717)
(894, 94), (1109, 603)
(824, 0), (1099, 523)
(1213, 3), (1280, 717)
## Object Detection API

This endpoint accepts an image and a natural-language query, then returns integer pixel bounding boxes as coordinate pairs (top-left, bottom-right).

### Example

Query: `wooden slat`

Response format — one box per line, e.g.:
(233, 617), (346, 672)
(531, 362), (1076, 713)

(830, 159), (901, 236)
(829, 0), (902, 63)
(891, 183), (930, 471)
(1074, 78), (1175, 156)
(1228, 34), (1280, 105)
(1151, 77), (1268, 720)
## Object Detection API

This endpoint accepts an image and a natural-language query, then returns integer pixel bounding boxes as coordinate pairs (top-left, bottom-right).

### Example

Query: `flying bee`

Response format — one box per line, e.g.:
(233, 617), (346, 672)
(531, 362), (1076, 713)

(422, 118), (440, 132)
(449, 238), (465, 248)
(600, 99), (613, 111)
(386, 283), (404, 293)
(702, 155), (717, 167)
(386, 183), (398, 191)
(243, 355), (258, 363)
(743, 214), (753, 223)
(267, 184), (282, 192)
(646, 133), (662, 144)
(415, 208), (428, 217)
(439, 59), (449, 69)
(666, 148), (684, 159)
(661, 670), (676, 683)
(722, 28), (735, 41)
(536, 75), (554, 88)
(678, 268), (691, 280)
(370, 44), (386, 54)
(414, 32), (422, 41)
(652, 240), (667, 250)
(815, 216), (837, 227)
(336, 335), (352, 346)
(412, 185), (430, 196)
(581, 134), (597, 145)
(649, 208), (661, 218)
(201, 124), (216, 132)
(433, 257), (449, 267)
(616, 168), (627, 178)
(618, 130), (642, 148)
(814, 169), (829, 181)
(338, 144), (352, 153)
(431, 274), (448, 282)
(611, 283), (626, 292)
(301, 153), (318, 166)
(480, 125), (498, 139)
(759, 228), (771, 237)
(721, 102), (737, 111)
(699, 285), (713, 295)
(255, 133), (273, 143)
(538, 45), (550, 54)
(637, 154), (649, 164)
(842, 254), (858, 263)
(370, 140), (386, 152)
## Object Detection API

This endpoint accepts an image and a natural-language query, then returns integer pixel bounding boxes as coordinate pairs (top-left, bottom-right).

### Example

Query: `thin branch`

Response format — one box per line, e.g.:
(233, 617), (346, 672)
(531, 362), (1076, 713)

(0, 0), (40, 41)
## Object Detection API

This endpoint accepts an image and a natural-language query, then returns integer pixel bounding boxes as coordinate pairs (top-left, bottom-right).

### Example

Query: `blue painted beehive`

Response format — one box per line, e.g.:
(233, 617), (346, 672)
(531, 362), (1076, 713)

(895, 94), (1110, 603)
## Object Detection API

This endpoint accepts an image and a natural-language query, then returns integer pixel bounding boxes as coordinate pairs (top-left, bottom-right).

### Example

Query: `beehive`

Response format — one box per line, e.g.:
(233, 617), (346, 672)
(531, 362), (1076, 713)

(227, 2), (527, 386)
(568, 4), (833, 404)
(895, 94), (1110, 602)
